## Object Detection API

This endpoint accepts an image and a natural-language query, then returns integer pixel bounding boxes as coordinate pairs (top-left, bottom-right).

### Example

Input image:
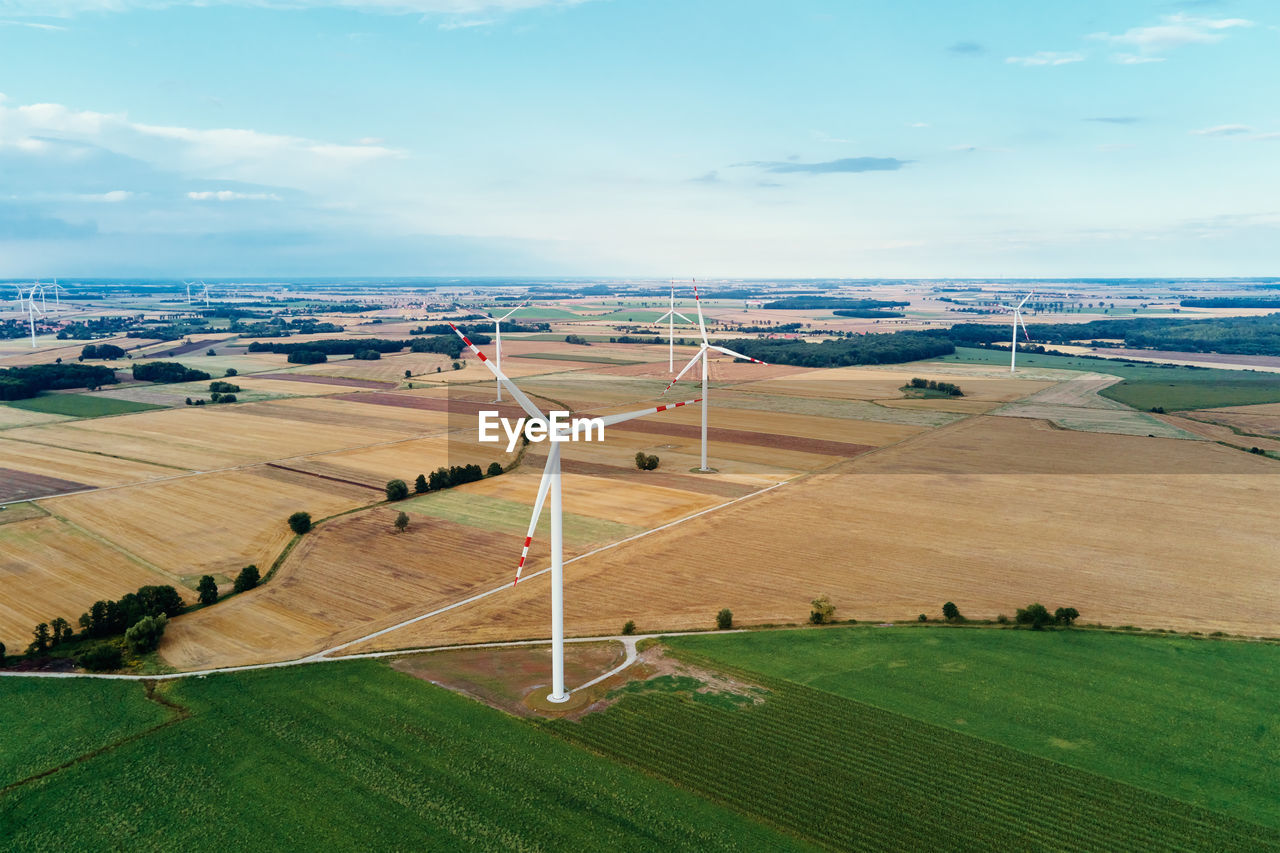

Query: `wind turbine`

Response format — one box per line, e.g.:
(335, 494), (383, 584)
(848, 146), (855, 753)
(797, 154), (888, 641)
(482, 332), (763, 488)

(25, 284), (44, 347)
(12, 285), (24, 315)
(184, 281), (194, 305)
(663, 283), (768, 472)
(449, 323), (701, 704)
(46, 280), (65, 312)
(484, 300), (528, 402)
(200, 281), (211, 308)
(1010, 291), (1033, 373)
(653, 280), (693, 372)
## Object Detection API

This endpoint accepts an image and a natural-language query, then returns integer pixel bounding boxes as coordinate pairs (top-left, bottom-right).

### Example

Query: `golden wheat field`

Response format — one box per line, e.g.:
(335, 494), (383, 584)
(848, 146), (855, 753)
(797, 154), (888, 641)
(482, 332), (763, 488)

(0, 439), (183, 487)
(43, 466), (373, 584)
(341, 414), (1280, 652)
(0, 515), (177, 649)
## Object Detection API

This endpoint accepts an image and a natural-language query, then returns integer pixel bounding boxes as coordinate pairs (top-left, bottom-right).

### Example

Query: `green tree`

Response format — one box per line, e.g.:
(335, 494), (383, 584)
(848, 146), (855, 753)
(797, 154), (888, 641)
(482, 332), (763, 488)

(1016, 602), (1053, 630)
(1054, 606), (1080, 627)
(288, 511), (312, 534)
(428, 468), (452, 491)
(394, 511), (410, 533)
(233, 565), (261, 594)
(385, 479), (409, 501)
(486, 462), (504, 477)
(124, 614), (168, 654)
(29, 622), (51, 654)
(414, 474), (428, 494)
(942, 601), (962, 622)
(225, 368), (238, 377)
(622, 620), (636, 636)
(635, 451), (648, 470)
(404, 369), (412, 379)
(644, 454), (659, 470)
(0, 640), (5, 665)
(50, 617), (72, 645)
(809, 595), (836, 625)
(716, 609), (734, 630)
(197, 575), (219, 606)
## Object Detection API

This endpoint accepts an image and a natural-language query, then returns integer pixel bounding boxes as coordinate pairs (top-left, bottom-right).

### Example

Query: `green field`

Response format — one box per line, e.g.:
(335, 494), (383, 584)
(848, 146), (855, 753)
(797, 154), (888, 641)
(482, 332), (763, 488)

(5, 394), (164, 418)
(402, 490), (642, 545)
(666, 627), (1280, 828)
(0, 664), (801, 851)
(514, 352), (644, 365)
(939, 346), (1280, 409)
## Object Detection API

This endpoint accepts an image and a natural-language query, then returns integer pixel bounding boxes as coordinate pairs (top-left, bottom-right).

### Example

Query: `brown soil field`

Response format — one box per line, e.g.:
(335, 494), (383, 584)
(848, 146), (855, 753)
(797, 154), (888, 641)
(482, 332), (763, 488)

(0, 516), (177, 649)
(159, 512), (524, 670)
(0, 467), (91, 502)
(593, 416), (873, 457)
(43, 466), (373, 583)
(2, 407), (416, 470)
(348, 424), (1280, 651)
(0, 439), (183, 487)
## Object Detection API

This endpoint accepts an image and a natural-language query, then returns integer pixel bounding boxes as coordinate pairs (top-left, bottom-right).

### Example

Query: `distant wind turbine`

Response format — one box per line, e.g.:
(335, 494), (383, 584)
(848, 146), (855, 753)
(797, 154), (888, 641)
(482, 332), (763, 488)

(484, 301), (528, 402)
(449, 323), (700, 704)
(664, 283), (768, 472)
(1010, 291), (1033, 373)
(653, 280), (693, 372)
(25, 284), (44, 347)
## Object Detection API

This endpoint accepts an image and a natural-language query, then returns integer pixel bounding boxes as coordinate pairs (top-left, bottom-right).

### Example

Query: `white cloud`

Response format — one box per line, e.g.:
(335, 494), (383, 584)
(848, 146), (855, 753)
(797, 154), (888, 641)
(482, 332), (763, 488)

(1111, 53), (1165, 65)
(187, 190), (282, 201)
(89, 190), (133, 202)
(1092, 14), (1252, 54)
(1005, 51), (1084, 67)
(0, 0), (591, 18)
(1190, 124), (1253, 136)
(907, 122), (929, 128)
(1252, 132), (1280, 142)
(0, 19), (67, 29)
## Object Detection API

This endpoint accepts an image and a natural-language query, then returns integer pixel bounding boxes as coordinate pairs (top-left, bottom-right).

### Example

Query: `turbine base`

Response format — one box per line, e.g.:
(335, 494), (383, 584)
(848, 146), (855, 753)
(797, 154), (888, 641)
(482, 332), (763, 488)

(547, 691), (571, 704)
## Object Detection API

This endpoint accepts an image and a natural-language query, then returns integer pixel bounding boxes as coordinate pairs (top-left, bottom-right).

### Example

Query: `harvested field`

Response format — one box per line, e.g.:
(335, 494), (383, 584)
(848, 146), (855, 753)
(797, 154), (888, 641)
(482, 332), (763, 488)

(0, 516), (176, 649)
(296, 352), (455, 382)
(548, 456), (759, 499)
(0, 406), (72, 430)
(348, 417), (1280, 651)
(748, 365), (1050, 403)
(252, 372), (395, 389)
(652, 403), (926, 447)
(289, 435), (511, 488)
(0, 439), (182, 488)
(593, 416), (874, 457)
(227, 375), (394, 397)
(874, 397), (999, 414)
(1182, 404), (1280, 438)
(403, 489), (642, 544)
(0, 467), (92, 502)
(1163, 415), (1280, 452)
(714, 389), (966, 427)
(44, 466), (373, 584)
(993, 402), (1197, 439)
(233, 395), (452, 433)
(160, 512), (526, 670)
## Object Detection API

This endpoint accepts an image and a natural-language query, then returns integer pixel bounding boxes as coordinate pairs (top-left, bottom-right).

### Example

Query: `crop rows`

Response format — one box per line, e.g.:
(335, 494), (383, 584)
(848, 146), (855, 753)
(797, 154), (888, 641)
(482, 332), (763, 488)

(549, 663), (1279, 852)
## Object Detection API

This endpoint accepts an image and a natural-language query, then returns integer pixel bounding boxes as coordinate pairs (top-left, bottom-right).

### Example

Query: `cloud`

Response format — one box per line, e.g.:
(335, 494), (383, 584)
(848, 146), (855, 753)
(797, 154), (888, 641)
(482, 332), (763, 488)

(907, 122), (929, 128)
(1005, 51), (1085, 66)
(735, 157), (910, 175)
(1251, 132), (1280, 141)
(1091, 13), (1252, 53)
(1111, 53), (1166, 64)
(0, 19), (67, 29)
(0, 0), (593, 19)
(187, 190), (282, 201)
(1085, 116), (1142, 124)
(948, 41), (984, 54)
(1190, 124), (1252, 136)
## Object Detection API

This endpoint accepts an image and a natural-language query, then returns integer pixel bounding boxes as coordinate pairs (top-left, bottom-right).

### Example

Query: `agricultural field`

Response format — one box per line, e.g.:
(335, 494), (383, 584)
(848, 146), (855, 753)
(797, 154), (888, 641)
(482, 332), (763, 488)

(550, 644), (1276, 850)
(666, 627), (1280, 828)
(5, 394), (163, 418)
(0, 440), (181, 491)
(0, 663), (799, 851)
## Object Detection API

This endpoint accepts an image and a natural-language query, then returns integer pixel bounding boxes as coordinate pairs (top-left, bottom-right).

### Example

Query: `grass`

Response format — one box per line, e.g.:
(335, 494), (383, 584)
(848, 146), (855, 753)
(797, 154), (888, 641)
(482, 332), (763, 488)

(0, 678), (173, 790)
(939, 346), (1280, 409)
(514, 352), (644, 365)
(402, 489), (643, 545)
(5, 394), (164, 418)
(0, 663), (804, 851)
(666, 626), (1280, 828)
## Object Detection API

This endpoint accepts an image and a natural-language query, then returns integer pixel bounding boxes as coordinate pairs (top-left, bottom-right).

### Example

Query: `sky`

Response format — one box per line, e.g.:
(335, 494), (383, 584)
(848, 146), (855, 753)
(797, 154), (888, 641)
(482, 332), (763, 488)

(0, 0), (1276, 278)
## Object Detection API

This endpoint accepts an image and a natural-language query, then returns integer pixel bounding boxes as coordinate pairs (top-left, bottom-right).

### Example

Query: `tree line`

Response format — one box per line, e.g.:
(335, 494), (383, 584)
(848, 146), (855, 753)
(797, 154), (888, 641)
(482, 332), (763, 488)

(945, 313), (1280, 356)
(762, 297), (909, 310)
(248, 332), (492, 361)
(722, 331), (955, 368)
(0, 363), (119, 401)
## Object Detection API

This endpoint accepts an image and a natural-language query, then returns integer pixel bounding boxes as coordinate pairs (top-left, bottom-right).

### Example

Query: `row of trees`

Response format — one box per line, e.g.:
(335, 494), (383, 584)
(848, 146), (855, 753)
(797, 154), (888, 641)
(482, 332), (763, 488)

(724, 332), (955, 368)
(132, 361), (211, 383)
(0, 363), (118, 400)
(79, 343), (127, 360)
(763, 297), (908, 310)
(908, 377), (964, 396)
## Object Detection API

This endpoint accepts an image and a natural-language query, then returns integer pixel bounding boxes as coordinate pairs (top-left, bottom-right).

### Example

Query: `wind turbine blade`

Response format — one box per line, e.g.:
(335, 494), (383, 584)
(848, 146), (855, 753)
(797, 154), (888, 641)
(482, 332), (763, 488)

(673, 311), (693, 322)
(693, 282), (709, 344)
(707, 343), (768, 365)
(1020, 314), (1031, 341)
(568, 397), (702, 436)
(662, 348), (706, 393)
(498, 301), (528, 321)
(514, 448), (557, 585)
(447, 324), (545, 420)
(1017, 291), (1034, 309)
(654, 310), (674, 322)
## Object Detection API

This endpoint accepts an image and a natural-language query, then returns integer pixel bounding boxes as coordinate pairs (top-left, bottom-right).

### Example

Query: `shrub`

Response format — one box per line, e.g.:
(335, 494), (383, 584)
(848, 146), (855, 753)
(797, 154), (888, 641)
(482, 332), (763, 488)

(635, 452), (648, 470)
(809, 595), (835, 625)
(197, 575), (219, 606)
(404, 369), (412, 379)
(918, 613), (928, 622)
(218, 394), (236, 403)
(622, 620), (636, 636)
(0, 640), (5, 665)
(635, 452), (660, 471)
(233, 565), (261, 593)
(1054, 606), (1080, 626)
(486, 462), (503, 477)
(716, 609), (733, 630)
(354, 349), (381, 360)
(565, 334), (590, 346)
(209, 380), (241, 393)
(385, 479), (409, 501)
(124, 614), (168, 654)
(78, 644), (123, 671)
(225, 368), (238, 377)
(451, 361), (463, 370)
(942, 601), (963, 622)
(288, 511), (312, 535)
(1015, 602), (1052, 630)
(996, 613), (1009, 624)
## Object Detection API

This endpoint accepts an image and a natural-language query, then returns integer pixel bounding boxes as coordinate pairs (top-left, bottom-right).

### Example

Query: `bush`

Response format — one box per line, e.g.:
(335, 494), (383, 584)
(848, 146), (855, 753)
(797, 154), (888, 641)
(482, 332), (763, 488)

(1015, 602), (1053, 630)
(124, 614), (168, 654)
(354, 349), (381, 360)
(287, 350), (327, 364)
(1054, 606), (1080, 626)
(942, 601), (963, 622)
(233, 565), (261, 593)
(80, 343), (126, 360)
(218, 394), (236, 403)
(487, 462), (503, 477)
(809, 595), (835, 625)
(288, 511), (312, 535)
(716, 609), (733, 630)
(209, 380), (241, 393)
(634, 452), (660, 470)
(918, 613), (928, 622)
(197, 575), (219, 606)
(0, 640), (5, 666)
(132, 362), (211, 383)
(996, 613), (1009, 624)
(78, 644), (123, 671)
(622, 620), (636, 636)
(451, 361), (463, 370)
(404, 369), (412, 379)
(385, 479), (409, 501)
(565, 334), (590, 346)
(225, 368), (238, 377)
